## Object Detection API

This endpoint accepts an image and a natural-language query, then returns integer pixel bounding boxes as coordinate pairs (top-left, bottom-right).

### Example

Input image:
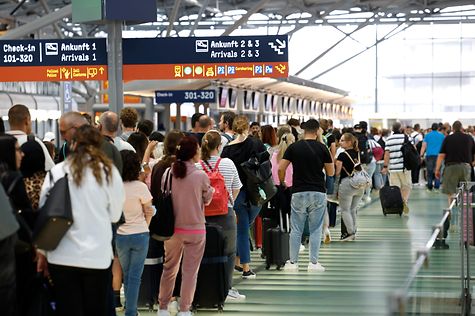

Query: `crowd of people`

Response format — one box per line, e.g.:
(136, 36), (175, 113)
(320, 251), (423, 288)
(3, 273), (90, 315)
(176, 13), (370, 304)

(1, 103), (474, 316)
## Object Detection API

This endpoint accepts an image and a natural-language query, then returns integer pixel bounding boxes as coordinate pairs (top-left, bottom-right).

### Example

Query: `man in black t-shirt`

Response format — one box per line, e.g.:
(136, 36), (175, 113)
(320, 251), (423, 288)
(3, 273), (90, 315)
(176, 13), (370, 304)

(278, 119), (334, 273)
(436, 121), (475, 206)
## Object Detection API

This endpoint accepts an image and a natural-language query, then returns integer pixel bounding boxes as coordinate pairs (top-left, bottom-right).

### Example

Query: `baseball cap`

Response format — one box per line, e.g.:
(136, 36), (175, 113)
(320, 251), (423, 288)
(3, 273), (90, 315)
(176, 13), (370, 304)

(353, 124), (361, 130)
(43, 132), (55, 142)
(301, 119), (320, 131)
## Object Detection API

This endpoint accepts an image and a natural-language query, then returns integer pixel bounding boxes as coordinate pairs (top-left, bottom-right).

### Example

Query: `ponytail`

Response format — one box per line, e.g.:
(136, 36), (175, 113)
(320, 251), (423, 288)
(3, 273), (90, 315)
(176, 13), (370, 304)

(201, 130), (221, 161)
(172, 136), (199, 178)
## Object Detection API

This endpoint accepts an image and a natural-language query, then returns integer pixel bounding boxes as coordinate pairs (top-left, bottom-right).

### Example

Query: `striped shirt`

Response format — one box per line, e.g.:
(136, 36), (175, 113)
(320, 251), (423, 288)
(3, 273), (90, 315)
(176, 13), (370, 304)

(385, 133), (410, 172)
(196, 155), (243, 207)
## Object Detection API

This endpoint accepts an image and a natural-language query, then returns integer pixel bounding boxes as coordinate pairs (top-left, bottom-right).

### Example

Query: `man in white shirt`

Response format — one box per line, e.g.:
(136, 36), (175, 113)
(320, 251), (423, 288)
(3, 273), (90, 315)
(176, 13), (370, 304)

(219, 111), (236, 154)
(6, 104), (55, 171)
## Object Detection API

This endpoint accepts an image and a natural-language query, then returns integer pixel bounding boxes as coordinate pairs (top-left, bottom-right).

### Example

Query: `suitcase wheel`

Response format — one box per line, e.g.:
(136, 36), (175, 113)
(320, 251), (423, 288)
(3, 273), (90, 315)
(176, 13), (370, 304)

(218, 305), (224, 312)
(276, 265), (282, 270)
(260, 253), (265, 259)
(265, 264), (270, 270)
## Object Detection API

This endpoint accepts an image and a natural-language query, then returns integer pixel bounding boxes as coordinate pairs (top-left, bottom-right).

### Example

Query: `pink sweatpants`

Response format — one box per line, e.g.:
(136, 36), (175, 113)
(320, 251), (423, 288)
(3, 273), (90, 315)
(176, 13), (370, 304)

(158, 232), (206, 312)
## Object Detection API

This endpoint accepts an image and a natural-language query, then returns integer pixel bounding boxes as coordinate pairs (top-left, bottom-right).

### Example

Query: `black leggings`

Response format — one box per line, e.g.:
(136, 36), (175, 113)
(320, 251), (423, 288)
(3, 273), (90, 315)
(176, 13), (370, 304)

(49, 263), (112, 316)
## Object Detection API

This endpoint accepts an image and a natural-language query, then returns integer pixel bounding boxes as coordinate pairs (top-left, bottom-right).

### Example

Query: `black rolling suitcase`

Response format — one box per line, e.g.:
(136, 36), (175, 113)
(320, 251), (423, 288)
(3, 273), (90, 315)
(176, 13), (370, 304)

(193, 223), (228, 312)
(262, 217), (278, 259)
(265, 213), (290, 270)
(379, 185), (403, 216)
(138, 238), (164, 310)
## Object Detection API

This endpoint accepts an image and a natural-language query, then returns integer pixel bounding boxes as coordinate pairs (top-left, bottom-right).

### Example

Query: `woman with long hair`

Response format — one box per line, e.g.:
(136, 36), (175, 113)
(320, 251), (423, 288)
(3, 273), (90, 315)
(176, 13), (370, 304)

(158, 136), (214, 316)
(116, 150), (153, 316)
(197, 130), (244, 300)
(260, 125), (278, 152)
(20, 139), (47, 210)
(37, 125), (125, 316)
(335, 132), (365, 241)
(221, 115), (267, 279)
(0, 134), (35, 316)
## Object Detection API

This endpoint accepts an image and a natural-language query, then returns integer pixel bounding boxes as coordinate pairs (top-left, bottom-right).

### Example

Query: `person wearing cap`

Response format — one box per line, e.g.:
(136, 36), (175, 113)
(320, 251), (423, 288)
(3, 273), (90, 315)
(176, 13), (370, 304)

(278, 119), (334, 272)
(42, 131), (55, 143)
(419, 123), (445, 191)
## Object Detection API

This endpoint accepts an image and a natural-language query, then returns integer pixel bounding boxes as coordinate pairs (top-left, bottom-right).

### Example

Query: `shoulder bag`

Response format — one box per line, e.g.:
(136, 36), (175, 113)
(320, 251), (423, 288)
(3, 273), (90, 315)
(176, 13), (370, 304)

(149, 168), (175, 241)
(33, 171), (73, 251)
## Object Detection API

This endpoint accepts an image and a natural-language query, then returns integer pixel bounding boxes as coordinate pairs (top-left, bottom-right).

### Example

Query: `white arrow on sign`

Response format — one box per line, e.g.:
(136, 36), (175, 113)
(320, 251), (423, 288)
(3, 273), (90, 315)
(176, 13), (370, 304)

(268, 39), (286, 55)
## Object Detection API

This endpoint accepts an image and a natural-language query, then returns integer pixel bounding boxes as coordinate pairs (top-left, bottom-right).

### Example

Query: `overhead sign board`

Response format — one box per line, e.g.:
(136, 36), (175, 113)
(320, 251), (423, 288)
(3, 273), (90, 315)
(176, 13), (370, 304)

(123, 35), (288, 80)
(0, 38), (107, 82)
(155, 90), (216, 103)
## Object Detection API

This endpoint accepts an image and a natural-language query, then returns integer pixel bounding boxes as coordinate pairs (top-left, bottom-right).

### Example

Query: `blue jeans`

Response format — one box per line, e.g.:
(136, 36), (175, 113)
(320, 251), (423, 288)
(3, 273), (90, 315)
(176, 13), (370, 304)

(234, 190), (261, 264)
(425, 156), (440, 189)
(116, 232), (150, 316)
(290, 191), (326, 264)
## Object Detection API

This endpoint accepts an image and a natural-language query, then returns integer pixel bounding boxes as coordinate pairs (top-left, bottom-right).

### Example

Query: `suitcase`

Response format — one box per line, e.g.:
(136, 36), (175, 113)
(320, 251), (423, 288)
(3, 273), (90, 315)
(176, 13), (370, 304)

(379, 185), (403, 216)
(138, 238), (164, 310)
(262, 217), (278, 259)
(192, 223), (227, 312)
(462, 192), (475, 246)
(265, 213), (290, 270)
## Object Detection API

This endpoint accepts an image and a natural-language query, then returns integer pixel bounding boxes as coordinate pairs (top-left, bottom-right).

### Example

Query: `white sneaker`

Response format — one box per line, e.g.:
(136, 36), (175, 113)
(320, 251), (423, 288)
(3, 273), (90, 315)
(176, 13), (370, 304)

(307, 262), (325, 272)
(226, 288), (246, 301)
(364, 196), (371, 203)
(158, 310), (171, 316)
(283, 260), (298, 271)
(177, 312), (192, 316)
(168, 300), (179, 314)
(299, 244), (305, 253)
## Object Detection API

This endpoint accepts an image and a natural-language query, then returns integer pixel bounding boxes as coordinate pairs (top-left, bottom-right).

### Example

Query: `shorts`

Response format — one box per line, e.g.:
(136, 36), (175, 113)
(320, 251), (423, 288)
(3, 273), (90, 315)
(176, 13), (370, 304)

(389, 170), (412, 192)
(442, 163), (471, 194)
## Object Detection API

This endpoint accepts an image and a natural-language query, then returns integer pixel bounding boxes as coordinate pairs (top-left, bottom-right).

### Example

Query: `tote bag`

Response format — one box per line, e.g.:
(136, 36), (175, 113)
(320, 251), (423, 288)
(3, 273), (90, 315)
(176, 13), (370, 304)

(33, 172), (73, 251)
(150, 168), (175, 241)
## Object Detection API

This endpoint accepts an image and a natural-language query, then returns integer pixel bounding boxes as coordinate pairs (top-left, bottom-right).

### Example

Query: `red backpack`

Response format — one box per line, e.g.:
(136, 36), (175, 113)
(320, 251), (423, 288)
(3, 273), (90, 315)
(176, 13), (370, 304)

(200, 158), (229, 216)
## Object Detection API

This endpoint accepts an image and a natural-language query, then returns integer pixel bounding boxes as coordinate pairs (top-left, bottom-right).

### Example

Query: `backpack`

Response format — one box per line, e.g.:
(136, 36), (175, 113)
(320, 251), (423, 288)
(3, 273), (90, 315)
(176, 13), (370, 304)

(342, 151), (372, 190)
(357, 134), (373, 164)
(240, 150), (277, 206)
(401, 135), (420, 171)
(377, 137), (385, 150)
(200, 159), (229, 216)
(368, 139), (384, 161)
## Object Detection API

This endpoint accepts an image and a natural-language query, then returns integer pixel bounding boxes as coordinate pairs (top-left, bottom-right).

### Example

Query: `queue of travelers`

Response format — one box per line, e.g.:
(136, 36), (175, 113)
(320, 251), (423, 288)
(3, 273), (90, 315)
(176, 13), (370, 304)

(2, 102), (475, 316)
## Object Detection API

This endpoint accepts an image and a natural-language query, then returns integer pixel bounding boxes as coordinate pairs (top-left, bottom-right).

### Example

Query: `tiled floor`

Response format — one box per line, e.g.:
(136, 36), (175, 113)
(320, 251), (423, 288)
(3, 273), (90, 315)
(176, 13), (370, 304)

(120, 187), (474, 315)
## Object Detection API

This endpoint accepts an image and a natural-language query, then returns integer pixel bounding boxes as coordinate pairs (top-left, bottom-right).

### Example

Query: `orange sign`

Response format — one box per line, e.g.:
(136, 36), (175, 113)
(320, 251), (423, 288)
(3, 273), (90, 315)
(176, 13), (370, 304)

(0, 65), (107, 82)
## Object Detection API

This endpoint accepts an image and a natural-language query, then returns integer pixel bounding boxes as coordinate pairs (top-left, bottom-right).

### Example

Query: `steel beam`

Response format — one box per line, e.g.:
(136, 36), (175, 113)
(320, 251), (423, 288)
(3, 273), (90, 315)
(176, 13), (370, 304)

(1, 4), (71, 39)
(166, 0), (183, 37)
(189, 0), (209, 36)
(312, 22), (413, 80)
(221, 0), (270, 36)
(39, 0), (63, 39)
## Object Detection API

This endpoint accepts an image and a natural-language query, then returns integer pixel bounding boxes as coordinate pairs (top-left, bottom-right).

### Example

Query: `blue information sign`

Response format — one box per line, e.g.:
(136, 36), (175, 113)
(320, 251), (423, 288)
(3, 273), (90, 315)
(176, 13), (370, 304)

(155, 90), (216, 103)
(124, 35), (288, 64)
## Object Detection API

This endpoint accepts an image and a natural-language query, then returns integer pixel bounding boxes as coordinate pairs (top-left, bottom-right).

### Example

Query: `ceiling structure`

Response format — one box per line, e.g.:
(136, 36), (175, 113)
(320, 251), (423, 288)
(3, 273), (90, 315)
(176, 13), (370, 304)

(0, 0), (474, 39)
(0, 0), (474, 110)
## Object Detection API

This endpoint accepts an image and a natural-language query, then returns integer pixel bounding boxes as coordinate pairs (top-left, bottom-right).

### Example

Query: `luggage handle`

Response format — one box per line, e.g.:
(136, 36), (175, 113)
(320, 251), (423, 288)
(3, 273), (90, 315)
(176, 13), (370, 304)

(279, 211), (289, 233)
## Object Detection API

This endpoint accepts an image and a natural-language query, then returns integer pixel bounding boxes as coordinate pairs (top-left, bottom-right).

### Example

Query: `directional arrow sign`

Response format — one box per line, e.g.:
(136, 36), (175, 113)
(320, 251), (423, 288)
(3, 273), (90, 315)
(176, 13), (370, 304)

(123, 35), (288, 80)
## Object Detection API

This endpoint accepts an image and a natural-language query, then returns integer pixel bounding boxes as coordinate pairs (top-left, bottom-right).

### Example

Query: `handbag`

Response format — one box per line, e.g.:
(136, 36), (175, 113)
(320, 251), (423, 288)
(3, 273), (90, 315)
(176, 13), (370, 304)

(33, 171), (73, 251)
(342, 151), (372, 190)
(149, 168), (175, 241)
(26, 273), (57, 316)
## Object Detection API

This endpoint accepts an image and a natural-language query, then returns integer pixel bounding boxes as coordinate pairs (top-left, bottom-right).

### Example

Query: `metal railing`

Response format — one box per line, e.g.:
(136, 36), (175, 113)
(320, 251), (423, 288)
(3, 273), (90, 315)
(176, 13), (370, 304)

(387, 186), (465, 315)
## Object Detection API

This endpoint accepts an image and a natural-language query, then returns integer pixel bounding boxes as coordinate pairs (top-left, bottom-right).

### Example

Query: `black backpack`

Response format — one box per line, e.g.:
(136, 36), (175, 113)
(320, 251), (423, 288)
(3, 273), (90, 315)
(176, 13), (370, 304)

(357, 134), (373, 164)
(401, 135), (420, 170)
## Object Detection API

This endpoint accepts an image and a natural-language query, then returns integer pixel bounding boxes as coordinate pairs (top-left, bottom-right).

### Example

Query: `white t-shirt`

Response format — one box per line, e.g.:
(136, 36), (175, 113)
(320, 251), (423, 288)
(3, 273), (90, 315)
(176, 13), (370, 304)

(7, 130), (55, 171)
(39, 161), (125, 269)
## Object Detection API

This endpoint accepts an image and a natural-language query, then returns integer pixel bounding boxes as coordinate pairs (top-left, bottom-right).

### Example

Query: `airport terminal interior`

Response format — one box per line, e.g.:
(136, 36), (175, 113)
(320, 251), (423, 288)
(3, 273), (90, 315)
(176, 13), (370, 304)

(2, 0), (475, 315)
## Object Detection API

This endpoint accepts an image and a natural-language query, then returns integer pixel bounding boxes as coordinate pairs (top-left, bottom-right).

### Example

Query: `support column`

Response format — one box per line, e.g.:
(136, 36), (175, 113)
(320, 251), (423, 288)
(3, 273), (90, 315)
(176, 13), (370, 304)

(175, 103), (181, 130)
(144, 97), (154, 120)
(107, 21), (123, 114)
